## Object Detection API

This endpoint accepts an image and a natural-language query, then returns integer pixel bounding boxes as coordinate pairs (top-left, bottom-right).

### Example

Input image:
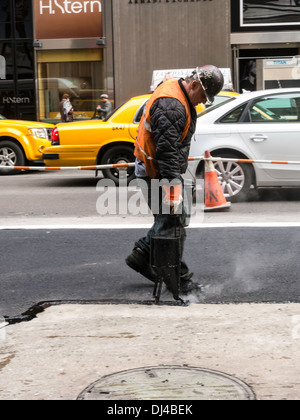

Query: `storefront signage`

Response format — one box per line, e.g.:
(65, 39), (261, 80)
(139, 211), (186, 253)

(241, 0), (300, 27)
(34, 0), (103, 39)
(266, 59), (297, 66)
(2, 97), (30, 104)
(38, 0), (101, 15)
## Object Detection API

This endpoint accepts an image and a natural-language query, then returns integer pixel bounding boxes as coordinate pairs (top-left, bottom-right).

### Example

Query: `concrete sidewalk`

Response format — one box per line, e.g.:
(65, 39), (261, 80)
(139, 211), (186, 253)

(0, 302), (299, 400)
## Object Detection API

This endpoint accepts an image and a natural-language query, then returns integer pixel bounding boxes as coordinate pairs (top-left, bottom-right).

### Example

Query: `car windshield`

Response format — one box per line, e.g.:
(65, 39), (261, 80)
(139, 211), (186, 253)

(197, 97), (236, 118)
(0, 114), (6, 119)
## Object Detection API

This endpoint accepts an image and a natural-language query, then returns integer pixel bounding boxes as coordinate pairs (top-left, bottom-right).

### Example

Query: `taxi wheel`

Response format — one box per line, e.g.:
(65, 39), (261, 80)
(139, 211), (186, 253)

(100, 145), (135, 185)
(0, 141), (25, 175)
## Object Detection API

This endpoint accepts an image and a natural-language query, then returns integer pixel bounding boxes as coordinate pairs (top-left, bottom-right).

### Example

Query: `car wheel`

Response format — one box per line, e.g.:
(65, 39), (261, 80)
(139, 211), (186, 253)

(100, 145), (136, 185)
(0, 141), (25, 175)
(212, 153), (253, 202)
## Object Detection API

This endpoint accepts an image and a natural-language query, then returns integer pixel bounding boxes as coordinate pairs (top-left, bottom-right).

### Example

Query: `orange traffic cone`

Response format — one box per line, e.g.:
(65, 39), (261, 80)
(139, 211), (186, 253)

(204, 150), (231, 212)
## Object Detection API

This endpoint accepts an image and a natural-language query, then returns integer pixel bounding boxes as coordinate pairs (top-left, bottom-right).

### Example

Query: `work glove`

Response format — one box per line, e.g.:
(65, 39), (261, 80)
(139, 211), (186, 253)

(162, 183), (183, 215)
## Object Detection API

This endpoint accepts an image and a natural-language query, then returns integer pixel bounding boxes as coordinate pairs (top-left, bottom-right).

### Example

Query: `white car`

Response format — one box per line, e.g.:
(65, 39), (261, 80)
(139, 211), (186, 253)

(188, 88), (300, 201)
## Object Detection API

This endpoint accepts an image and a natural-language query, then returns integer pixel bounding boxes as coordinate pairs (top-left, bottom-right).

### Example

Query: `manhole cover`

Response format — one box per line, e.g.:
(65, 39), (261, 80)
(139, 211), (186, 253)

(77, 366), (256, 400)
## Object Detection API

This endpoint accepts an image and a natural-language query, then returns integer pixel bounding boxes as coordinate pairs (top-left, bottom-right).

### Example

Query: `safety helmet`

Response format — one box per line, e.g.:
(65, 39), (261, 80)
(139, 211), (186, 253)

(192, 65), (224, 105)
(100, 94), (109, 99)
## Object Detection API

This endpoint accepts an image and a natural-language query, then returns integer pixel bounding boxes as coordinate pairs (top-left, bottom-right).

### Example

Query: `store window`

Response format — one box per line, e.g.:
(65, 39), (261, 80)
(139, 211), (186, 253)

(0, 0), (32, 39)
(0, 39), (36, 120)
(0, 1), (12, 39)
(37, 49), (105, 123)
(0, 0), (35, 120)
(15, 0), (33, 39)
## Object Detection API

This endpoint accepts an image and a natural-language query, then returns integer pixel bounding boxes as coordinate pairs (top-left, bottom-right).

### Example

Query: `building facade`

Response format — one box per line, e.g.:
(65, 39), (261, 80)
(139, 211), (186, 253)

(112, 0), (232, 105)
(1, 0), (300, 122)
(232, 0), (300, 93)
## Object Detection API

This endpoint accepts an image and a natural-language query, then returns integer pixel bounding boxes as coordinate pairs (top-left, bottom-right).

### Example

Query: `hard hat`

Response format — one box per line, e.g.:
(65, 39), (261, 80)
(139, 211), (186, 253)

(193, 65), (224, 105)
(100, 94), (109, 99)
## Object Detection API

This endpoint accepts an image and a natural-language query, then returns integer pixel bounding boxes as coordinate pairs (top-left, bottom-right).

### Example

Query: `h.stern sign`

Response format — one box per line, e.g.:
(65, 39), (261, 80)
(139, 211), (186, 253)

(34, 0), (103, 39)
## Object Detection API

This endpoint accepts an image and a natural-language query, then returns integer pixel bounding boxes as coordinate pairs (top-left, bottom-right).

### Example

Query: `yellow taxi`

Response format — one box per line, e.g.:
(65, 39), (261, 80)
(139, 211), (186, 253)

(43, 91), (238, 184)
(0, 116), (54, 175)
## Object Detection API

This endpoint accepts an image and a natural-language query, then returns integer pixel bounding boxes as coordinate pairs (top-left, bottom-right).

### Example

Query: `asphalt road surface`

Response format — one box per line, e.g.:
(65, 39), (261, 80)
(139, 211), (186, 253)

(1, 226), (299, 318)
(1, 170), (300, 319)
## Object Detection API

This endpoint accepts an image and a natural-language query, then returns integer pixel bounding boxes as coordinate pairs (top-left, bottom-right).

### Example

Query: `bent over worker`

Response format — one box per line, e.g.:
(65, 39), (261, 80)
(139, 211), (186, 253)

(126, 66), (224, 295)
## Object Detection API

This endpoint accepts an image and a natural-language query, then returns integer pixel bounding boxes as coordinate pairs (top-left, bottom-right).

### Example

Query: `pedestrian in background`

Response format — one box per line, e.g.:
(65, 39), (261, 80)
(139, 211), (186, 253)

(59, 94), (73, 123)
(96, 94), (112, 120)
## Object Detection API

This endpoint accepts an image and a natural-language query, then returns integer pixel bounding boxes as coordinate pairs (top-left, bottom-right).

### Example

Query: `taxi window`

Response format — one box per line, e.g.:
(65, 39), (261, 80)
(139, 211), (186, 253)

(133, 100), (148, 124)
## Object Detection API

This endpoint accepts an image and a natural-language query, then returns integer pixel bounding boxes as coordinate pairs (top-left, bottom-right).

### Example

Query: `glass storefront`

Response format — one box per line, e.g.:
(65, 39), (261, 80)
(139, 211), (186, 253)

(33, 0), (107, 123)
(0, 0), (36, 120)
(37, 49), (105, 123)
(0, 0), (110, 122)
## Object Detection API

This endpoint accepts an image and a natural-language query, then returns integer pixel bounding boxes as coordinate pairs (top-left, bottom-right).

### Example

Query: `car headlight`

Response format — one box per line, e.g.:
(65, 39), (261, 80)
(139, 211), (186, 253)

(28, 128), (48, 139)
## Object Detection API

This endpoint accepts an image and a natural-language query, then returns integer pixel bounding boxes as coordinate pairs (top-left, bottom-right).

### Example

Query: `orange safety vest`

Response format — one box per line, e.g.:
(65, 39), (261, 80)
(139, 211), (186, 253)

(134, 79), (192, 179)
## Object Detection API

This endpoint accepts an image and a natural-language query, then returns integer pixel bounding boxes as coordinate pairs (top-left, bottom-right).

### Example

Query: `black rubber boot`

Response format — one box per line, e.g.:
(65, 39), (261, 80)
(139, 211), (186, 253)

(180, 272), (202, 294)
(125, 248), (157, 283)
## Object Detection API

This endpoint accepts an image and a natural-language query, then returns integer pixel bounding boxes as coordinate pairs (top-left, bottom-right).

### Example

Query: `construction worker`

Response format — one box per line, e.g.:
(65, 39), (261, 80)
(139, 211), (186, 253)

(126, 65), (224, 295)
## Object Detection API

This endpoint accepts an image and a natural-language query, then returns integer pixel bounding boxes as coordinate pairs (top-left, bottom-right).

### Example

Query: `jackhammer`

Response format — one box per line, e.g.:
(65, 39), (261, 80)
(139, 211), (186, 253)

(151, 233), (185, 304)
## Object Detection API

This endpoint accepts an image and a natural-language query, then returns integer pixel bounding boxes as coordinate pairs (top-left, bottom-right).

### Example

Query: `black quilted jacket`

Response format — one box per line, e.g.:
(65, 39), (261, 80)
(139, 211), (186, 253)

(149, 79), (197, 181)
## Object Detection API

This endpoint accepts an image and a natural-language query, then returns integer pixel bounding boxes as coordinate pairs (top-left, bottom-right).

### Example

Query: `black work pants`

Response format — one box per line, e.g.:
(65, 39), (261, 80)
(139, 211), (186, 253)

(134, 177), (191, 279)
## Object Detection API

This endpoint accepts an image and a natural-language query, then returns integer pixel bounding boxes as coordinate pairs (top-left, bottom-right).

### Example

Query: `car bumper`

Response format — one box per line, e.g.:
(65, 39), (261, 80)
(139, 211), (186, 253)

(42, 148), (97, 167)
(43, 153), (59, 160)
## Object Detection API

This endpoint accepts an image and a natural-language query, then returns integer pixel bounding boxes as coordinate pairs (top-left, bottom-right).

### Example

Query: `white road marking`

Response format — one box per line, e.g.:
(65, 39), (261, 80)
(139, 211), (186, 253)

(1, 222), (300, 230)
